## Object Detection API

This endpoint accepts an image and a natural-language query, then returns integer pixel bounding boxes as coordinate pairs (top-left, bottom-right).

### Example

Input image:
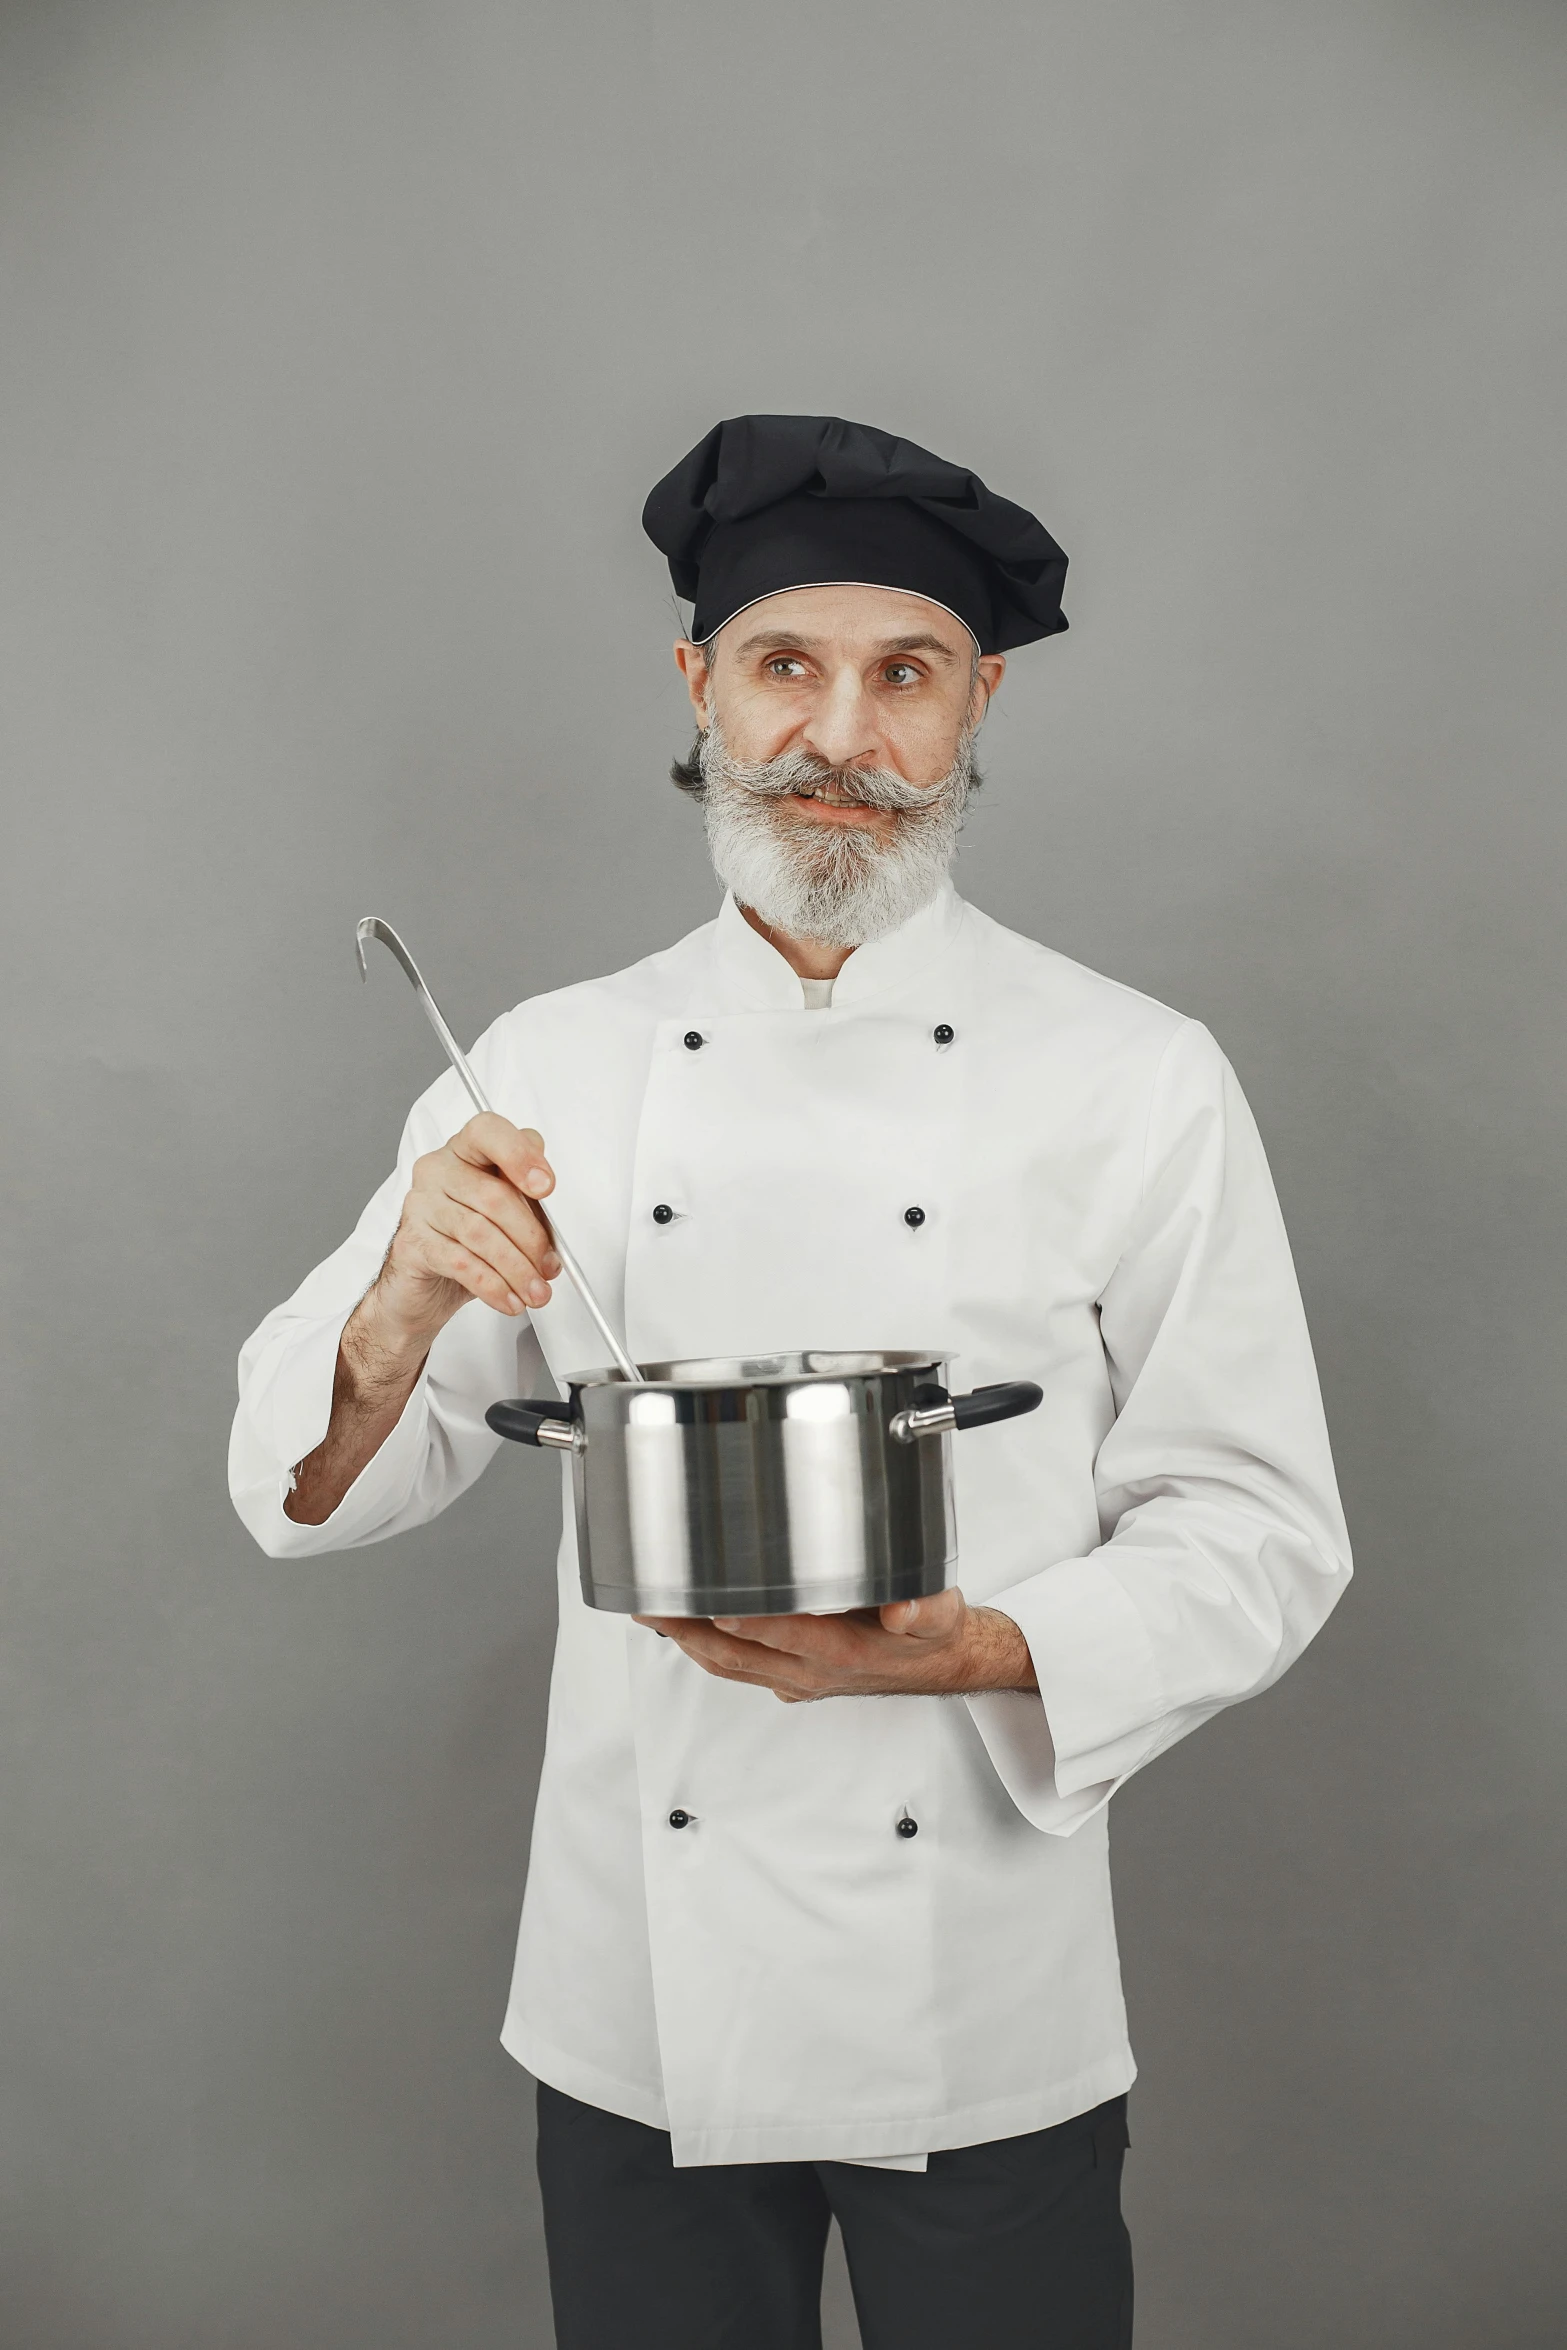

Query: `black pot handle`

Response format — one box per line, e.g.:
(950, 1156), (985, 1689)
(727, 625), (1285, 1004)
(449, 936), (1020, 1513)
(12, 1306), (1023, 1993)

(486, 1398), (580, 1452)
(951, 1380), (1042, 1432)
(891, 1380), (1042, 1443)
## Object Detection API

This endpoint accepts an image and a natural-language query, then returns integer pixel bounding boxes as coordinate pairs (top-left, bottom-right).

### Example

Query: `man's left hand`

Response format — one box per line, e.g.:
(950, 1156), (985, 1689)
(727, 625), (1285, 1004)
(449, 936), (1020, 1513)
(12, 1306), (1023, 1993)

(634, 1586), (1038, 1702)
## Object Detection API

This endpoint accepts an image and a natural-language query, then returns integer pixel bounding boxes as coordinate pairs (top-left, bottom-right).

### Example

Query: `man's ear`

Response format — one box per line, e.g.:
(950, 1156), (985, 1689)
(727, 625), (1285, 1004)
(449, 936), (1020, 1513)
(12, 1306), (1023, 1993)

(972, 652), (1006, 726)
(673, 639), (712, 724)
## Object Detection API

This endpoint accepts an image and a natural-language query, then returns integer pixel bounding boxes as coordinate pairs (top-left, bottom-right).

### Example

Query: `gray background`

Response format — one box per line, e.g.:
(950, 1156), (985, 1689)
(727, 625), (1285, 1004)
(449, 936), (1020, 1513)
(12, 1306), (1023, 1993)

(3, 2), (1563, 2343)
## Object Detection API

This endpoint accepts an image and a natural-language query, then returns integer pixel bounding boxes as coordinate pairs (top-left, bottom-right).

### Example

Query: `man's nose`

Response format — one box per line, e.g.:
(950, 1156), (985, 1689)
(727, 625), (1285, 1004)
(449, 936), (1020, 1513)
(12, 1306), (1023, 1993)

(799, 670), (880, 771)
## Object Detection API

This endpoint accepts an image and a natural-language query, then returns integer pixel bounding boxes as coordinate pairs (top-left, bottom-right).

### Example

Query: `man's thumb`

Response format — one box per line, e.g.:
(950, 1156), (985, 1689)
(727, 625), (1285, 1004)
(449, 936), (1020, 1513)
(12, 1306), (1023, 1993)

(880, 1588), (962, 1639)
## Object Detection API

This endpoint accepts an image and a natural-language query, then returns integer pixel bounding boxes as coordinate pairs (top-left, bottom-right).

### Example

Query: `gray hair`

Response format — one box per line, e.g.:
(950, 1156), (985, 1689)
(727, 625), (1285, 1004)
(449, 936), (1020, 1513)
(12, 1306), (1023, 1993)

(694, 715), (980, 949)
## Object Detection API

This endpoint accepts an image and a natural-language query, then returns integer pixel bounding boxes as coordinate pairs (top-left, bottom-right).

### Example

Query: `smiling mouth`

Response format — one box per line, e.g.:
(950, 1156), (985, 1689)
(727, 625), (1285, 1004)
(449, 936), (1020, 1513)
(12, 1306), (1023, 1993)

(790, 784), (880, 813)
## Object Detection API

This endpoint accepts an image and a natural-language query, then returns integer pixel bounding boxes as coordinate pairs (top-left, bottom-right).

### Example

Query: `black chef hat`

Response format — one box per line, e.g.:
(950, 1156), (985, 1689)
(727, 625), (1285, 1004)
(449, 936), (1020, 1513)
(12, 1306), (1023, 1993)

(642, 415), (1068, 656)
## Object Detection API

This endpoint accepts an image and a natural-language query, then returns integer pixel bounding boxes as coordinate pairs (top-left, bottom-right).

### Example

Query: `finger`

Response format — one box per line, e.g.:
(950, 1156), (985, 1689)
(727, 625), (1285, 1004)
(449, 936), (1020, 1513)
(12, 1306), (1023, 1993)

(426, 1199), (556, 1310)
(658, 1622), (825, 1690)
(659, 1623), (753, 1671)
(397, 1222), (529, 1317)
(670, 1638), (797, 1691)
(453, 1114), (556, 1202)
(441, 1166), (562, 1279)
(711, 1659), (809, 1691)
(408, 1132), (560, 1282)
(710, 1611), (860, 1660)
(636, 1618), (837, 1696)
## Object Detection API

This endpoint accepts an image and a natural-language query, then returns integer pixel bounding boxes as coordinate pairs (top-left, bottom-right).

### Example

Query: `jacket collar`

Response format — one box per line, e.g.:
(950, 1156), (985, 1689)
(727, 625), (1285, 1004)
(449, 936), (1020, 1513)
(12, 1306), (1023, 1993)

(708, 881), (968, 1013)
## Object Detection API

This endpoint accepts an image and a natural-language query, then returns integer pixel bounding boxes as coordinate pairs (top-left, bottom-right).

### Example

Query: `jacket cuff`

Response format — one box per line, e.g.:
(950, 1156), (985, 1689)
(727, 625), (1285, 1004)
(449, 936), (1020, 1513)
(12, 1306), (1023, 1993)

(230, 1309), (431, 1556)
(249, 1310), (352, 1472)
(965, 1554), (1166, 1829)
(961, 1688), (1115, 1837)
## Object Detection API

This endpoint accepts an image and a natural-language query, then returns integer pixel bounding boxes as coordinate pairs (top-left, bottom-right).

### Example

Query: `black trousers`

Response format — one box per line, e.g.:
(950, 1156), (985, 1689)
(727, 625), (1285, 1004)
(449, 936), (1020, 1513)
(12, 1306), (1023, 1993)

(536, 2081), (1133, 2350)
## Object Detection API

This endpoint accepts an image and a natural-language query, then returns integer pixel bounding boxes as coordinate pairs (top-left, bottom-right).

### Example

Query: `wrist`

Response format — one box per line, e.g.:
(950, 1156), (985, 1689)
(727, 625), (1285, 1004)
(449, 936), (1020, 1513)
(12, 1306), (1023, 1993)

(960, 1605), (1038, 1695)
(343, 1282), (436, 1393)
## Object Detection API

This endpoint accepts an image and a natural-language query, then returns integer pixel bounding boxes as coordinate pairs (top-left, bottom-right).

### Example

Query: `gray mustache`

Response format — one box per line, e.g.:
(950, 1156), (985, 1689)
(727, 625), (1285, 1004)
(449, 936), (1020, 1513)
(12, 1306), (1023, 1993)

(706, 748), (958, 813)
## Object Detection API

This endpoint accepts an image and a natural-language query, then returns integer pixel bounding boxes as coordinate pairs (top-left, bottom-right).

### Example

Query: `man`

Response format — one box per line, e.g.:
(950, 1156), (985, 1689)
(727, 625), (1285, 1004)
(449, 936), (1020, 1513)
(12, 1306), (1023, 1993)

(231, 414), (1351, 2349)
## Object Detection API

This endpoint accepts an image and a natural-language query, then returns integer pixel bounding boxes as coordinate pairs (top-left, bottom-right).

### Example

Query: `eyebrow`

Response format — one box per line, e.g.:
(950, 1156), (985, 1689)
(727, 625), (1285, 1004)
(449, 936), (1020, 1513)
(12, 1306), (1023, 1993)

(729, 628), (961, 666)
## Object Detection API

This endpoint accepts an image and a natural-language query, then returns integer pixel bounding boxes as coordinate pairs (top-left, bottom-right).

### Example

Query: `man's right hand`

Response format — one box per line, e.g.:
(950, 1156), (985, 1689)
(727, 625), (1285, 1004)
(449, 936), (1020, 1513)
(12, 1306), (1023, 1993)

(367, 1113), (563, 1354)
(284, 1115), (560, 1525)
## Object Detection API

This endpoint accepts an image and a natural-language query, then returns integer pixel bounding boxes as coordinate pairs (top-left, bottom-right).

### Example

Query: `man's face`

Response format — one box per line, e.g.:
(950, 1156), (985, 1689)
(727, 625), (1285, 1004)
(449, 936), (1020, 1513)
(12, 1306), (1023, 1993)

(670, 584), (1007, 950)
(676, 584), (1005, 846)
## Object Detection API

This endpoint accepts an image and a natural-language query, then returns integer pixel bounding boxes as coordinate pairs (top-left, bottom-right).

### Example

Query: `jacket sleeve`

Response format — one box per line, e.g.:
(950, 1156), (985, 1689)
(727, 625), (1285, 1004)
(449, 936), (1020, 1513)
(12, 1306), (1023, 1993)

(965, 1018), (1352, 1835)
(227, 1061), (548, 1559)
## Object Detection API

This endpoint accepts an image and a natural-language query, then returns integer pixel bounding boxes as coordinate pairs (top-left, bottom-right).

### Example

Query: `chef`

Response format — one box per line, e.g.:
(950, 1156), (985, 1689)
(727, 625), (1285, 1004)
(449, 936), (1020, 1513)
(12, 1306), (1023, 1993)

(231, 415), (1351, 2350)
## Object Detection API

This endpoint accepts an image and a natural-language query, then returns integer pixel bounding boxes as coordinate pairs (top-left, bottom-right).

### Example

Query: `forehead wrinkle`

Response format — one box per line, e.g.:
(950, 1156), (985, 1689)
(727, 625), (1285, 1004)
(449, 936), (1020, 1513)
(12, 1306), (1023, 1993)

(725, 626), (962, 664)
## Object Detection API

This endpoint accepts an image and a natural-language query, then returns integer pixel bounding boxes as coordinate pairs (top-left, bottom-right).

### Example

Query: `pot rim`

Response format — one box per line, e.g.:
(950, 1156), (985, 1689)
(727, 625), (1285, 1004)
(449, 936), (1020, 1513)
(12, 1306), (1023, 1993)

(562, 1347), (951, 1390)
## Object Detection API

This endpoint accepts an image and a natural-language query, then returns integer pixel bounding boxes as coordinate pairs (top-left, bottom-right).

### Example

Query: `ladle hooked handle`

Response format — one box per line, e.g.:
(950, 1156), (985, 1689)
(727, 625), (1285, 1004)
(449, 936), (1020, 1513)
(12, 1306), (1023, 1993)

(354, 916), (639, 1383)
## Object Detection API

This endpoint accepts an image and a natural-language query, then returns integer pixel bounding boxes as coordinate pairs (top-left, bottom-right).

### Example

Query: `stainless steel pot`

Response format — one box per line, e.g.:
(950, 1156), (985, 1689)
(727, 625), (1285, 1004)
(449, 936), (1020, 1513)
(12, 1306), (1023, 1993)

(486, 1351), (1041, 1617)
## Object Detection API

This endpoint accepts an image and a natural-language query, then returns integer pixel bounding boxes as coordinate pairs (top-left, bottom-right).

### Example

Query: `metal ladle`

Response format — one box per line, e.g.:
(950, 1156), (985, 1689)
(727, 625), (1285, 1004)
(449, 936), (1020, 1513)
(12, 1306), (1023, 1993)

(355, 916), (640, 1382)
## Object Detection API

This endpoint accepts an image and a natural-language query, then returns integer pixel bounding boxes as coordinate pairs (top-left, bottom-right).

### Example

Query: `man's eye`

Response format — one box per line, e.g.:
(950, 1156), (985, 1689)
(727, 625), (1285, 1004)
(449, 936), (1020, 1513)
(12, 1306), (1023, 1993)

(883, 663), (921, 685)
(767, 658), (808, 678)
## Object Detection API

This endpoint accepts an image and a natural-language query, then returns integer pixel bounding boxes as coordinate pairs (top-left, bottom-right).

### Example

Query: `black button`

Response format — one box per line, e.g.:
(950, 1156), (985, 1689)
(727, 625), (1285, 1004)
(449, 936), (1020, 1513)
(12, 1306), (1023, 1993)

(903, 1205), (926, 1228)
(933, 1023), (955, 1046)
(668, 1808), (690, 1830)
(896, 1816), (919, 1838)
(652, 1203), (674, 1224)
(684, 1031), (705, 1051)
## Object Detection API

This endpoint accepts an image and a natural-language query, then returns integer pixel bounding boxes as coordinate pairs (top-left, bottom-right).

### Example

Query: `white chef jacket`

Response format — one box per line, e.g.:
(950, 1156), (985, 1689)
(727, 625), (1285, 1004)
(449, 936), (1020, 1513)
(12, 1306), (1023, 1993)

(230, 883), (1350, 2168)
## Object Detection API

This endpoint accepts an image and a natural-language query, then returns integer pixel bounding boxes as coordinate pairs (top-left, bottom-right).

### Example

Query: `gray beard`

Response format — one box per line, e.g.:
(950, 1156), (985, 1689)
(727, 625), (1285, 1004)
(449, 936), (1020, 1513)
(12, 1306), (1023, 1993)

(696, 719), (977, 950)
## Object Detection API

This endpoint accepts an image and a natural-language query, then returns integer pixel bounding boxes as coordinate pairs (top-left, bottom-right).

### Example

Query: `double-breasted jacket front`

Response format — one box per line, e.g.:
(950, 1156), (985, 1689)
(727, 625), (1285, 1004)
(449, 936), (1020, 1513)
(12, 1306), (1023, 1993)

(231, 886), (1350, 2166)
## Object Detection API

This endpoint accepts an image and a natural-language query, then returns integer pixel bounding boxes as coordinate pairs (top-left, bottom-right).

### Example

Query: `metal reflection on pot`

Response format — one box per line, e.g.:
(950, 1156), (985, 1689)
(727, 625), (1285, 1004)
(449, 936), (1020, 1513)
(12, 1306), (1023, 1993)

(487, 1352), (1041, 1619)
